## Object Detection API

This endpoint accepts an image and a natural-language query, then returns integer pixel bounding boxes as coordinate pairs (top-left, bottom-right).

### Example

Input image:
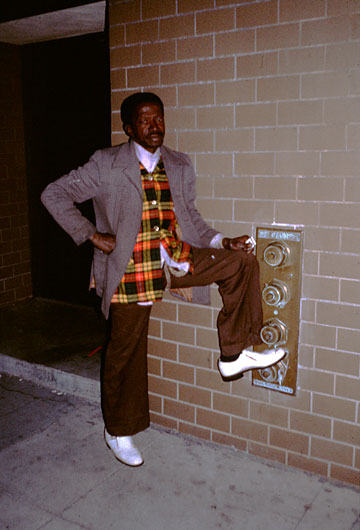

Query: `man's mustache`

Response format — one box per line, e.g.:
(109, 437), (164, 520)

(148, 131), (164, 136)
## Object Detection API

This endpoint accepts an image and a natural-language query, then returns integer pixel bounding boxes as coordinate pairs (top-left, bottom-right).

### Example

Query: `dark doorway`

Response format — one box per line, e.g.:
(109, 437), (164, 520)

(22, 32), (111, 305)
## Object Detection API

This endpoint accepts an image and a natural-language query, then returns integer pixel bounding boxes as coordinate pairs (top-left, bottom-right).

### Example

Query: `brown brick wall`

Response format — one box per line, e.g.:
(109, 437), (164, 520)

(0, 43), (32, 306)
(109, 0), (360, 486)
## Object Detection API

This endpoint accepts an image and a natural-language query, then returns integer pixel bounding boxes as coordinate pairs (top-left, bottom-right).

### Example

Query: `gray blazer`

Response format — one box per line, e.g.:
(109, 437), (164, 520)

(41, 141), (219, 318)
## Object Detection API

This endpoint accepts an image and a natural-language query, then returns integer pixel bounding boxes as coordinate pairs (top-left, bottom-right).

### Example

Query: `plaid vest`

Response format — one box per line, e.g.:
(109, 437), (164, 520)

(111, 159), (193, 303)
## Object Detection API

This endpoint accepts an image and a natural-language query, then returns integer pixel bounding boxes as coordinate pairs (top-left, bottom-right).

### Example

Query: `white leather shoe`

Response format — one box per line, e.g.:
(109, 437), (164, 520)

(218, 348), (286, 381)
(104, 429), (144, 467)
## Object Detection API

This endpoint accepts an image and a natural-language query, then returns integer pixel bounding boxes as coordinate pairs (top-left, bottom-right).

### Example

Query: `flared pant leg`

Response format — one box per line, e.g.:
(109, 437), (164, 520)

(170, 247), (263, 360)
(101, 302), (152, 436)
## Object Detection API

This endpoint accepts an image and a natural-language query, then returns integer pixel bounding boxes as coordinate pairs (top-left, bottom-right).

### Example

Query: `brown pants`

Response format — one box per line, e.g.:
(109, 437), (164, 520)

(101, 303), (152, 436)
(102, 247), (262, 436)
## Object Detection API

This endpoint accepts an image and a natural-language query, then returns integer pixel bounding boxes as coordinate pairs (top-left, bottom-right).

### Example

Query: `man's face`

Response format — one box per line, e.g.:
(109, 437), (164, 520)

(125, 102), (165, 153)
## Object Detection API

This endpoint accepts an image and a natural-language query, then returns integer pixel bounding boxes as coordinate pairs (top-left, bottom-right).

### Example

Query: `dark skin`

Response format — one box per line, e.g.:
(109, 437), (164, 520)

(89, 231), (116, 254)
(222, 236), (252, 252)
(89, 101), (252, 255)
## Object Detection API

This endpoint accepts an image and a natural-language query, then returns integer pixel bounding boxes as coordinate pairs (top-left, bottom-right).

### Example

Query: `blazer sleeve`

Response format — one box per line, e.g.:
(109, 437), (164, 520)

(181, 154), (219, 247)
(41, 151), (103, 245)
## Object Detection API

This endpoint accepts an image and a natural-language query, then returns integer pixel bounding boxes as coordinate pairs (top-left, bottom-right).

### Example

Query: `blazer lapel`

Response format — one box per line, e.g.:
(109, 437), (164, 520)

(161, 145), (183, 197)
(112, 141), (142, 199)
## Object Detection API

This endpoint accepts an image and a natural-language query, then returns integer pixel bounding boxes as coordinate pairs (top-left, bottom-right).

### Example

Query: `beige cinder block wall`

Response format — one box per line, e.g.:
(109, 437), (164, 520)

(108, 0), (360, 486)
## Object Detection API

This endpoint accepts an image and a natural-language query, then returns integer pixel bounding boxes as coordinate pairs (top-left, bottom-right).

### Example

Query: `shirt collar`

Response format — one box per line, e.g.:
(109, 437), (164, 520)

(133, 141), (161, 173)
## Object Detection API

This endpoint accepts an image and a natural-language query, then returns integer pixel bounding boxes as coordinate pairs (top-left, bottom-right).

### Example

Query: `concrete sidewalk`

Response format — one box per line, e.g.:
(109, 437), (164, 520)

(0, 373), (359, 530)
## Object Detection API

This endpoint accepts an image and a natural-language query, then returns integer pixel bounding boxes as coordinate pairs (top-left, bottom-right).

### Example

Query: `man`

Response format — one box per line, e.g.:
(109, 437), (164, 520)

(41, 92), (285, 467)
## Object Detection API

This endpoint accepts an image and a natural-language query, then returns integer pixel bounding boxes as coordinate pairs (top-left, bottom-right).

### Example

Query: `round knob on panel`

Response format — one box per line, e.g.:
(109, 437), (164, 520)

(263, 241), (290, 267)
(262, 280), (290, 308)
(262, 284), (282, 306)
(258, 365), (278, 383)
(260, 318), (288, 346)
(261, 324), (280, 345)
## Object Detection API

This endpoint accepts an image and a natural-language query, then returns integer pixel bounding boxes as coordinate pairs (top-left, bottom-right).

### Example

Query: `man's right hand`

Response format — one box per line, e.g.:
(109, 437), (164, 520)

(89, 232), (116, 255)
(222, 235), (253, 253)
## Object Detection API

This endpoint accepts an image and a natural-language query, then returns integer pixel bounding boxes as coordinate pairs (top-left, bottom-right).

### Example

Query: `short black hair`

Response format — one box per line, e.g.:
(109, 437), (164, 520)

(121, 92), (164, 127)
